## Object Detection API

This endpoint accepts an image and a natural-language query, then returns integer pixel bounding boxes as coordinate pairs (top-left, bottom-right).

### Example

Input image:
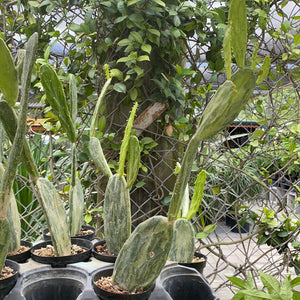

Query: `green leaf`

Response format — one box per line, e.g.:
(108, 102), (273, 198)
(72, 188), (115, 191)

(130, 31), (143, 44)
(203, 224), (217, 234)
(118, 38), (131, 46)
(130, 88), (138, 101)
(148, 29), (160, 37)
(137, 55), (150, 62)
(290, 277), (300, 288)
(257, 56), (271, 84)
(259, 271), (281, 294)
(280, 277), (293, 300)
(186, 170), (206, 220)
(127, 0), (140, 6)
(226, 276), (247, 289)
(85, 214), (92, 224)
(239, 290), (272, 299)
(195, 232), (208, 239)
(110, 68), (123, 80)
(141, 44), (152, 54)
(223, 24), (232, 80)
(152, 0), (165, 7)
(229, 0), (247, 68)
(113, 83), (127, 93)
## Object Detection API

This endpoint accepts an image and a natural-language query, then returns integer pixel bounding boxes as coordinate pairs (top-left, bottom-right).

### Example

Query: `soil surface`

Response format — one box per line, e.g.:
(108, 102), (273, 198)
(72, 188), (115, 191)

(46, 227), (94, 237)
(7, 245), (30, 256)
(0, 265), (14, 280)
(95, 243), (115, 256)
(75, 228), (94, 237)
(33, 244), (85, 257)
(192, 256), (206, 263)
(94, 276), (144, 294)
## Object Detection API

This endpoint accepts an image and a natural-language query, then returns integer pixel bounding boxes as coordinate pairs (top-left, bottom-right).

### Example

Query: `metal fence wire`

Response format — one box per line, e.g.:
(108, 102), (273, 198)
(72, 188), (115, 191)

(1, 0), (299, 299)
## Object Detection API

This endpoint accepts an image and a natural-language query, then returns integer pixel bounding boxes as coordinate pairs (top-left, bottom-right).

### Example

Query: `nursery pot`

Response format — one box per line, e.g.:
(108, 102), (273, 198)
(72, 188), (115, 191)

(178, 252), (207, 274)
(43, 224), (96, 241)
(92, 265), (155, 300)
(7, 240), (33, 263)
(31, 237), (92, 268)
(20, 266), (89, 300)
(0, 259), (19, 300)
(92, 240), (117, 263)
(159, 264), (218, 300)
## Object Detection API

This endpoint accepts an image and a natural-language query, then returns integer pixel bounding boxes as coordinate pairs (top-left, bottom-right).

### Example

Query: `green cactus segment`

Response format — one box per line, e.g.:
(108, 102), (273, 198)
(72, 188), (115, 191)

(69, 177), (84, 236)
(0, 219), (11, 270)
(113, 216), (173, 292)
(118, 102), (138, 178)
(36, 177), (71, 256)
(169, 218), (195, 263)
(15, 49), (26, 81)
(104, 174), (131, 255)
(168, 69), (255, 222)
(0, 101), (39, 180)
(196, 69), (256, 142)
(7, 195), (21, 253)
(40, 63), (76, 143)
(69, 74), (77, 125)
(0, 163), (21, 253)
(90, 77), (112, 138)
(229, 0), (247, 69)
(89, 137), (113, 178)
(186, 170), (206, 221)
(0, 38), (19, 106)
(126, 135), (140, 188)
(0, 33), (38, 221)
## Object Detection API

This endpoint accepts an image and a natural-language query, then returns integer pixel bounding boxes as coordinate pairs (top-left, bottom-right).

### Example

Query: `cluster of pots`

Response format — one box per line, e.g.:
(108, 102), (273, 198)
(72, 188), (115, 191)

(1, 225), (216, 300)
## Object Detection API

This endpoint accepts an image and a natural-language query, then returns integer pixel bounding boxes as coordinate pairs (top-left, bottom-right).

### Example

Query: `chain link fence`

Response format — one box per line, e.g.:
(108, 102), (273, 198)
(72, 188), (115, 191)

(1, 0), (299, 298)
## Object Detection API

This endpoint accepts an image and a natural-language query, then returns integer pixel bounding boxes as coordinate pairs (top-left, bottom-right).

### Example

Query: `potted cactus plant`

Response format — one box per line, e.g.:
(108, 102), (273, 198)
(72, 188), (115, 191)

(0, 32), (38, 298)
(168, 168), (208, 273)
(0, 40), (93, 268)
(39, 64), (95, 242)
(88, 74), (140, 261)
(91, 66), (258, 298)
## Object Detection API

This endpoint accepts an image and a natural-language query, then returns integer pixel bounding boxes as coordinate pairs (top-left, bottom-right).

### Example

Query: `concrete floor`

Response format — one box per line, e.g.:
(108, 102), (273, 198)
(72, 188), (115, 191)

(198, 220), (298, 299)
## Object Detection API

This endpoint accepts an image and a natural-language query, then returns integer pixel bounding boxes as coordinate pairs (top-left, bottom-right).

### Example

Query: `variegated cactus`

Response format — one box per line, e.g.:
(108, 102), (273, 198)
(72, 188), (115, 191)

(112, 67), (257, 292)
(0, 33), (38, 270)
(89, 96), (139, 255)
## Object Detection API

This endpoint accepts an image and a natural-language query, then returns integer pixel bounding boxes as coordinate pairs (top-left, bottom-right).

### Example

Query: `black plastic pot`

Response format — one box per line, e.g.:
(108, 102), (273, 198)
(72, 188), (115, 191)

(159, 264), (218, 300)
(0, 259), (19, 300)
(178, 252), (207, 274)
(6, 240), (33, 263)
(225, 214), (249, 233)
(92, 266), (155, 300)
(31, 237), (92, 267)
(92, 240), (117, 263)
(43, 224), (96, 241)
